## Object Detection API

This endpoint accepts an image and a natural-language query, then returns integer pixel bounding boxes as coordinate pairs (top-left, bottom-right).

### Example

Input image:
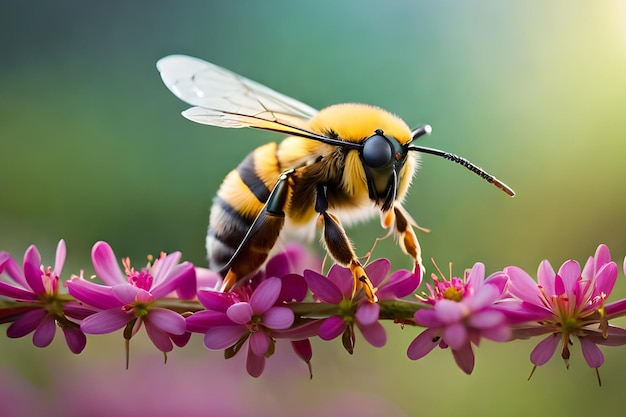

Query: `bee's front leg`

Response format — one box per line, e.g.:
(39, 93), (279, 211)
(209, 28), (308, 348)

(381, 204), (426, 279)
(220, 169), (294, 292)
(315, 185), (378, 303)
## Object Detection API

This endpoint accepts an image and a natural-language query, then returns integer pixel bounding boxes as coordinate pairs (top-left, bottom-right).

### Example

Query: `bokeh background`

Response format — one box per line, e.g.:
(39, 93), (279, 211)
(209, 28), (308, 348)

(2, 1), (626, 416)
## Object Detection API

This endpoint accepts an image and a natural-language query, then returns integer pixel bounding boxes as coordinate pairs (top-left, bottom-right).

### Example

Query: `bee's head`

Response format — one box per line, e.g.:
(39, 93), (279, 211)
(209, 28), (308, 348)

(308, 104), (420, 211)
(360, 126), (431, 211)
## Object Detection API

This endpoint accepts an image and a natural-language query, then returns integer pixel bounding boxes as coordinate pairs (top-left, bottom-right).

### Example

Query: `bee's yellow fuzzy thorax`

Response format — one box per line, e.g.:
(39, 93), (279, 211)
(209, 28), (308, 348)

(307, 103), (412, 145)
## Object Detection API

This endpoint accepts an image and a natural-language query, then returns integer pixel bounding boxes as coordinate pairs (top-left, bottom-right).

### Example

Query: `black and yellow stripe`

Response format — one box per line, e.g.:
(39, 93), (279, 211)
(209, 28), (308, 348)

(206, 142), (282, 272)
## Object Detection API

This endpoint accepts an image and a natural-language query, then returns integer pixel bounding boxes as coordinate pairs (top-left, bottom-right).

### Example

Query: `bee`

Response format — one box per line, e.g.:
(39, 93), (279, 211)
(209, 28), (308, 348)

(157, 55), (514, 302)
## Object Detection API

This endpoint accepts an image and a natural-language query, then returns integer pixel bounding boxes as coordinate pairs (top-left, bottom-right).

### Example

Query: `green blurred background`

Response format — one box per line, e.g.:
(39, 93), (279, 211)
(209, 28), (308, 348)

(2, 1), (626, 416)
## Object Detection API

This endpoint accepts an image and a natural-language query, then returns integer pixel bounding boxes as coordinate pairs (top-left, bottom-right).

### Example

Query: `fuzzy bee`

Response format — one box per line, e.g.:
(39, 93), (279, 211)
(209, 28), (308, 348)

(157, 55), (514, 302)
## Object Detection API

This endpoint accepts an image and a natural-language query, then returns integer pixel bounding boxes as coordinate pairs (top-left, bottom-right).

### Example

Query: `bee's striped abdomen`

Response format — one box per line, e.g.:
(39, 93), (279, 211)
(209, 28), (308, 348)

(206, 142), (282, 272)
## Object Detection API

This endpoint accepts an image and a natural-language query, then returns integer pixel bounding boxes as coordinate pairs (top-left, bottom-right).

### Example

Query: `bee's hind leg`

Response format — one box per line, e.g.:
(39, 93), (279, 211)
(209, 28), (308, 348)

(220, 169), (294, 292)
(315, 185), (378, 303)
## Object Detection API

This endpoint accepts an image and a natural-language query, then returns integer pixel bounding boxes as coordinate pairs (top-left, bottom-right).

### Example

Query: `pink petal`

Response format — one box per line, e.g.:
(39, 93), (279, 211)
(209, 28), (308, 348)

(23, 245), (44, 295)
(604, 299), (626, 319)
(81, 309), (131, 334)
(185, 310), (233, 333)
(66, 278), (119, 309)
(443, 322), (468, 350)
(144, 321), (174, 352)
(378, 270), (420, 299)
(357, 321), (386, 347)
(147, 308), (186, 335)
(504, 266), (541, 305)
(355, 302), (380, 325)
(557, 260), (581, 295)
(174, 263), (197, 300)
(594, 244), (612, 272)
(451, 342), (475, 374)
(91, 242), (126, 286)
(467, 262), (485, 294)
(1, 255), (28, 288)
(246, 345), (266, 378)
(62, 327), (87, 354)
(304, 270), (343, 304)
(32, 316), (56, 347)
(530, 334), (559, 366)
(112, 284), (143, 304)
(6, 309), (47, 338)
(318, 316), (345, 340)
(195, 267), (222, 291)
(590, 325), (626, 346)
(480, 323), (512, 342)
(484, 272), (508, 295)
(0, 281), (38, 301)
(249, 277), (281, 314)
(152, 261), (195, 299)
(150, 251), (181, 288)
(537, 260), (556, 296)
(326, 265), (354, 298)
(227, 302), (253, 325)
(273, 320), (323, 339)
(197, 290), (235, 312)
(203, 326), (245, 350)
(277, 273), (308, 303)
(53, 239), (66, 278)
(171, 331), (191, 348)
(465, 284), (500, 311)
(249, 331), (270, 356)
(467, 310), (506, 329)
(595, 262), (617, 298)
(497, 300), (551, 323)
(407, 327), (440, 360)
(579, 337), (604, 368)
(63, 302), (97, 320)
(582, 256), (594, 281)
(291, 339), (312, 363)
(261, 307), (294, 330)
(364, 258), (391, 288)
(435, 299), (466, 324)
(414, 308), (443, 327)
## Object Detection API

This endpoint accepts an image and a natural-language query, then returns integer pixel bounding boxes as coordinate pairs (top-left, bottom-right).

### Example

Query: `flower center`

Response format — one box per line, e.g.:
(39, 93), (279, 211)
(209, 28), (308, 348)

(41, 267), (59, 295)
(443, 286), (463, 302)
(128, 270), (153, 291)
(247, 314), (262, 332)
(123, 257), (153, 290)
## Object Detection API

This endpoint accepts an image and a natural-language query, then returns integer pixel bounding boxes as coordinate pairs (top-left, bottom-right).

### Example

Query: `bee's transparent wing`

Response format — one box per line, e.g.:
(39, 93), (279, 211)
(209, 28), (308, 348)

(157, 55), (318, 134)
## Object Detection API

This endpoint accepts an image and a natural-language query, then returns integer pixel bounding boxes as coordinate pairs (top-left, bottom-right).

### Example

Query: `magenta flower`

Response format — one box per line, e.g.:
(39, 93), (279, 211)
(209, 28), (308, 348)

(66, 241), (196, 355)
(304, 259), (419, 353)
(502, 244), (626, 382)
(187, 277), (294, 377)
(0, 240), (88, 353)
(407, 262), (510, 374)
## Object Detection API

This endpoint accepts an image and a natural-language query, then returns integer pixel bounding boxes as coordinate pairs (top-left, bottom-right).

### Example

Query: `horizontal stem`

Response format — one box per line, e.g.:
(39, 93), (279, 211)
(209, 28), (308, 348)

(1, 297), (429, 322)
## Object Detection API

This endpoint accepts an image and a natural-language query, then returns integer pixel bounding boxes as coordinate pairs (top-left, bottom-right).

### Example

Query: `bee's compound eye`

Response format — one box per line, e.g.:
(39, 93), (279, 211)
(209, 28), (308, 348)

(362, 134), (392, 169)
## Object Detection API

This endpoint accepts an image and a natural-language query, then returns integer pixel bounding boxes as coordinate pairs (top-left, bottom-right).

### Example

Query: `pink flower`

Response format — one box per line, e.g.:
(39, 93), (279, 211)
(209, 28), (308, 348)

(187, 277), (294, 377)
(407, 262), (510, 374)
(0, 240), (88, 353)
(304, 259), (420, 353)
(66, 241), (196, 355)
(502, 244), (626, 382)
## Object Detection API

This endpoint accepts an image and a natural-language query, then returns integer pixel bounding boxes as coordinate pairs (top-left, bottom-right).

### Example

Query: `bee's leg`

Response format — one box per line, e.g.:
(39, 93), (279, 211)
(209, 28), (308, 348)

(382, 204), (426, 279)
(220, 169), (294, 292)
(315, 185), (378, 303)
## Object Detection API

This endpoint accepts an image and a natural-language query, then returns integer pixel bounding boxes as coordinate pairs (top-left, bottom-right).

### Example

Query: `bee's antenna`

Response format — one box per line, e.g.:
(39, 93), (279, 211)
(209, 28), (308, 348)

(408, 125), (515, 197)
(411, 124), (432, 140)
